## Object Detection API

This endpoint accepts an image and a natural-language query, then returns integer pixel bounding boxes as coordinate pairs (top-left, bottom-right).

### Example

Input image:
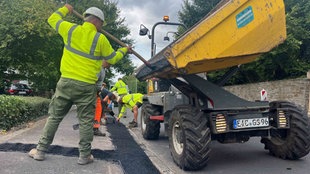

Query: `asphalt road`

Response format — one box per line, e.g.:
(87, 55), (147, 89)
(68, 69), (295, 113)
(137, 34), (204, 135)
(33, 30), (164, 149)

(127, 109), (310, 174)
(1, 106), (309, 174)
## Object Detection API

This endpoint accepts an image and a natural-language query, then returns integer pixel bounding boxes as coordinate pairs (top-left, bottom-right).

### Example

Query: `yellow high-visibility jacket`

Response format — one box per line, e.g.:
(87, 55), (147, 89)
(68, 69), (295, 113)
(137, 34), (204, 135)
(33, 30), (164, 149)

(118, 93), (143, 118)
(48, 6), (127, 84)
(111, 79), (128, 95)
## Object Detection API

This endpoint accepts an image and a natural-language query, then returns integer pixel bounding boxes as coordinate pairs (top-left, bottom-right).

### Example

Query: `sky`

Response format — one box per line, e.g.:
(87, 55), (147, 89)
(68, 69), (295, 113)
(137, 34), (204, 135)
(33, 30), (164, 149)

(116, 0), (184, 68)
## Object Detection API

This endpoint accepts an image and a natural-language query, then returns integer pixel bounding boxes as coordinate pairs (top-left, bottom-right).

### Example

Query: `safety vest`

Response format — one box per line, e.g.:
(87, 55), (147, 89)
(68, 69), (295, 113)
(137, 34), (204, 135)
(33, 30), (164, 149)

(118, 93), (143, 118)
(48, 6), (127, 84)
(111, 79), (128, 95)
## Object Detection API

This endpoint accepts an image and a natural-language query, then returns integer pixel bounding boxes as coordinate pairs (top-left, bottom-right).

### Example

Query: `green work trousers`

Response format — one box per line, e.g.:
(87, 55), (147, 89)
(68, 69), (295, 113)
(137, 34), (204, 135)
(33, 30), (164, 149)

(37, 77), (96, 157)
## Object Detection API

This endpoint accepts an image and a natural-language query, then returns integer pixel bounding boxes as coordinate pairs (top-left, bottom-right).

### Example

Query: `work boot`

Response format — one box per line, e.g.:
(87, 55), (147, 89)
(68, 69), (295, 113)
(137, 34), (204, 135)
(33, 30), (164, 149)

(129, 119), (135, 124)
(93, 128), (106, 136)
(77, 154), (94, 165)
(128, 121), (138, 128)
(109, 111), (115, 116)
(28, 148), (45, 161)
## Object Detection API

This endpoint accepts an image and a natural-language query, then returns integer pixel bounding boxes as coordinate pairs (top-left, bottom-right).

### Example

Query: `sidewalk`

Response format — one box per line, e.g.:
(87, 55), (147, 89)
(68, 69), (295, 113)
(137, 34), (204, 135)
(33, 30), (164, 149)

(0, 107), (158, 174)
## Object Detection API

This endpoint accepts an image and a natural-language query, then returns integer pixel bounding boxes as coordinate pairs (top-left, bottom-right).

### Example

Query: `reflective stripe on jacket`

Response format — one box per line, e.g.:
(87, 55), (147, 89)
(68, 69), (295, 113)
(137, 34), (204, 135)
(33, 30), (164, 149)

(48, 6), (127, 84)
(111, 79), (128, 95)
(118, 93), (143, 118)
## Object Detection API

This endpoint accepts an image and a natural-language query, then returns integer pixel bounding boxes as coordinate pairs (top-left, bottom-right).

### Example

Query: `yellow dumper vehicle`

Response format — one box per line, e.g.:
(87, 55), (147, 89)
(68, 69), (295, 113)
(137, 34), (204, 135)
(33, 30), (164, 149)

(136, 0), (310, 171)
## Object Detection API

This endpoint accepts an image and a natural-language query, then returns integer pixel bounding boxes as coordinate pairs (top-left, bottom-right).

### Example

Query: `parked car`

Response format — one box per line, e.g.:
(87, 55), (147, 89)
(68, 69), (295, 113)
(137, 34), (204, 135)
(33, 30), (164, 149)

(5, 83), (33, 96)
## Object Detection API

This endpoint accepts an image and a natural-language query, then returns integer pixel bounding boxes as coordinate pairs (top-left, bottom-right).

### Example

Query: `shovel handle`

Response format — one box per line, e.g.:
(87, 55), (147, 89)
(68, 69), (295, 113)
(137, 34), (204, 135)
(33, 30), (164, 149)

(72, 10), (153, 69)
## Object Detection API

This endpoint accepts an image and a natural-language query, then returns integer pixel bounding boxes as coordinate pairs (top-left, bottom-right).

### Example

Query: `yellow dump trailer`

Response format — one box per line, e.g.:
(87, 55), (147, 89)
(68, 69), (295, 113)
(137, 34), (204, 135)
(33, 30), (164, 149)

(136, 0), (310, 172)
(136, 0), (287, 80)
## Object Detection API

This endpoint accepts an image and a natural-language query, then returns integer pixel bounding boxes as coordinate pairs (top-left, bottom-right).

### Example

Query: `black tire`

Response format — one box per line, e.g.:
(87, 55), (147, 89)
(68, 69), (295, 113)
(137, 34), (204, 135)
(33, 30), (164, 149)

(140, 104), (161, 140)
(261, 101), (310, 159)
(168, 105), (211, 171)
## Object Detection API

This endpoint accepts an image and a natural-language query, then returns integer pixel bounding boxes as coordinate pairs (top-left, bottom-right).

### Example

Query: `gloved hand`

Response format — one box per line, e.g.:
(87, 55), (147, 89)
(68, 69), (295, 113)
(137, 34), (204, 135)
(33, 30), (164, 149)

(65, 4), (73, 13)
(102, 60), (110, 68)
(127, 46), (133, 54)
(108, 103), (113, 110)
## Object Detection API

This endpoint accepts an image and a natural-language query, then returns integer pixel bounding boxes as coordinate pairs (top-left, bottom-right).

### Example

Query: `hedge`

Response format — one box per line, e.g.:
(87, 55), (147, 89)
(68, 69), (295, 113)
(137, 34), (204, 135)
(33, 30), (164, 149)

(0, 95), (50, 131)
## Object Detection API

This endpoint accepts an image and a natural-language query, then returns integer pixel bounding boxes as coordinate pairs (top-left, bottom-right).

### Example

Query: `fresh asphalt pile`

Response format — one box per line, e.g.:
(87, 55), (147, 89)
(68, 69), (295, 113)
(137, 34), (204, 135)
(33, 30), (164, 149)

(107, 123), (159, 173)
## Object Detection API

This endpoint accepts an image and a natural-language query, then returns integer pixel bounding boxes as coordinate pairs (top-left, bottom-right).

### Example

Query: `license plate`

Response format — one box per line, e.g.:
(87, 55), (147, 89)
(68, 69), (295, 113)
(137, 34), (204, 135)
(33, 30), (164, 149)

(19, 91), (26, 94)
(233, 118), (269, 129)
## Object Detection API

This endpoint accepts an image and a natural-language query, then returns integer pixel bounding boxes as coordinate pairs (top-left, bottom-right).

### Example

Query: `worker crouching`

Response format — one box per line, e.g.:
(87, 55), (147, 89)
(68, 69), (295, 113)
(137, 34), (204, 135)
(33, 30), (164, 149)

(116, 93), (144, 128)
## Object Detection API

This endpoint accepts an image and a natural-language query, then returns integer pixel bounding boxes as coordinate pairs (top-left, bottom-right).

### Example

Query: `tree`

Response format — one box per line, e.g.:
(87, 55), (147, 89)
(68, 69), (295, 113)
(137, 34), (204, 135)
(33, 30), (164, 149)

(0, 0), (135, 94)
(178, 0), (221, 28)
(0, 0), (60, 92)
(123, 75), (147, 94)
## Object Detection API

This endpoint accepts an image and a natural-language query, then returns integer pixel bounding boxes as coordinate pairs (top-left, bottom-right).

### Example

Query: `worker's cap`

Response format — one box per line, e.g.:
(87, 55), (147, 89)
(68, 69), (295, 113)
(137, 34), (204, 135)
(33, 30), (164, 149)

(83, 7), (107, 26)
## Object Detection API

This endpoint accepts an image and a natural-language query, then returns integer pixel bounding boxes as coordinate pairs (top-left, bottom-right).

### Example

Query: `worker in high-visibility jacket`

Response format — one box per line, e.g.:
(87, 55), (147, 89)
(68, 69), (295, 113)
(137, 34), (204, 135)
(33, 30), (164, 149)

(110, 78), (129, 117)
(116, 93), (144, 128)
(111, 78), (128, 95)
(29, 4), (131, 165)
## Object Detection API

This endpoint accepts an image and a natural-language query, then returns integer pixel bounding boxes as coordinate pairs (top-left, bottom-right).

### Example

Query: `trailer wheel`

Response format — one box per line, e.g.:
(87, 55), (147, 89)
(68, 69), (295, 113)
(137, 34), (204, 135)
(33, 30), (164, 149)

(261, 101), (310, 159)
(168, 105), (211, 171)
(141, 104), (161, 140)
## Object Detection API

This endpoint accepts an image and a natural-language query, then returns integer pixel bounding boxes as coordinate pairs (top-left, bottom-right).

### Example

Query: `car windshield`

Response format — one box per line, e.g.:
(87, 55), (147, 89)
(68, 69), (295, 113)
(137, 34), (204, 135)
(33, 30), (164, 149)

(13, 84), (30, 89)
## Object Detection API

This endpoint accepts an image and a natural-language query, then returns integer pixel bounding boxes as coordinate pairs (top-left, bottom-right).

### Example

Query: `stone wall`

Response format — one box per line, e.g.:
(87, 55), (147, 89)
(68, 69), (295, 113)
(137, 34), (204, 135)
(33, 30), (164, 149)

(223, 78), (310, 113)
